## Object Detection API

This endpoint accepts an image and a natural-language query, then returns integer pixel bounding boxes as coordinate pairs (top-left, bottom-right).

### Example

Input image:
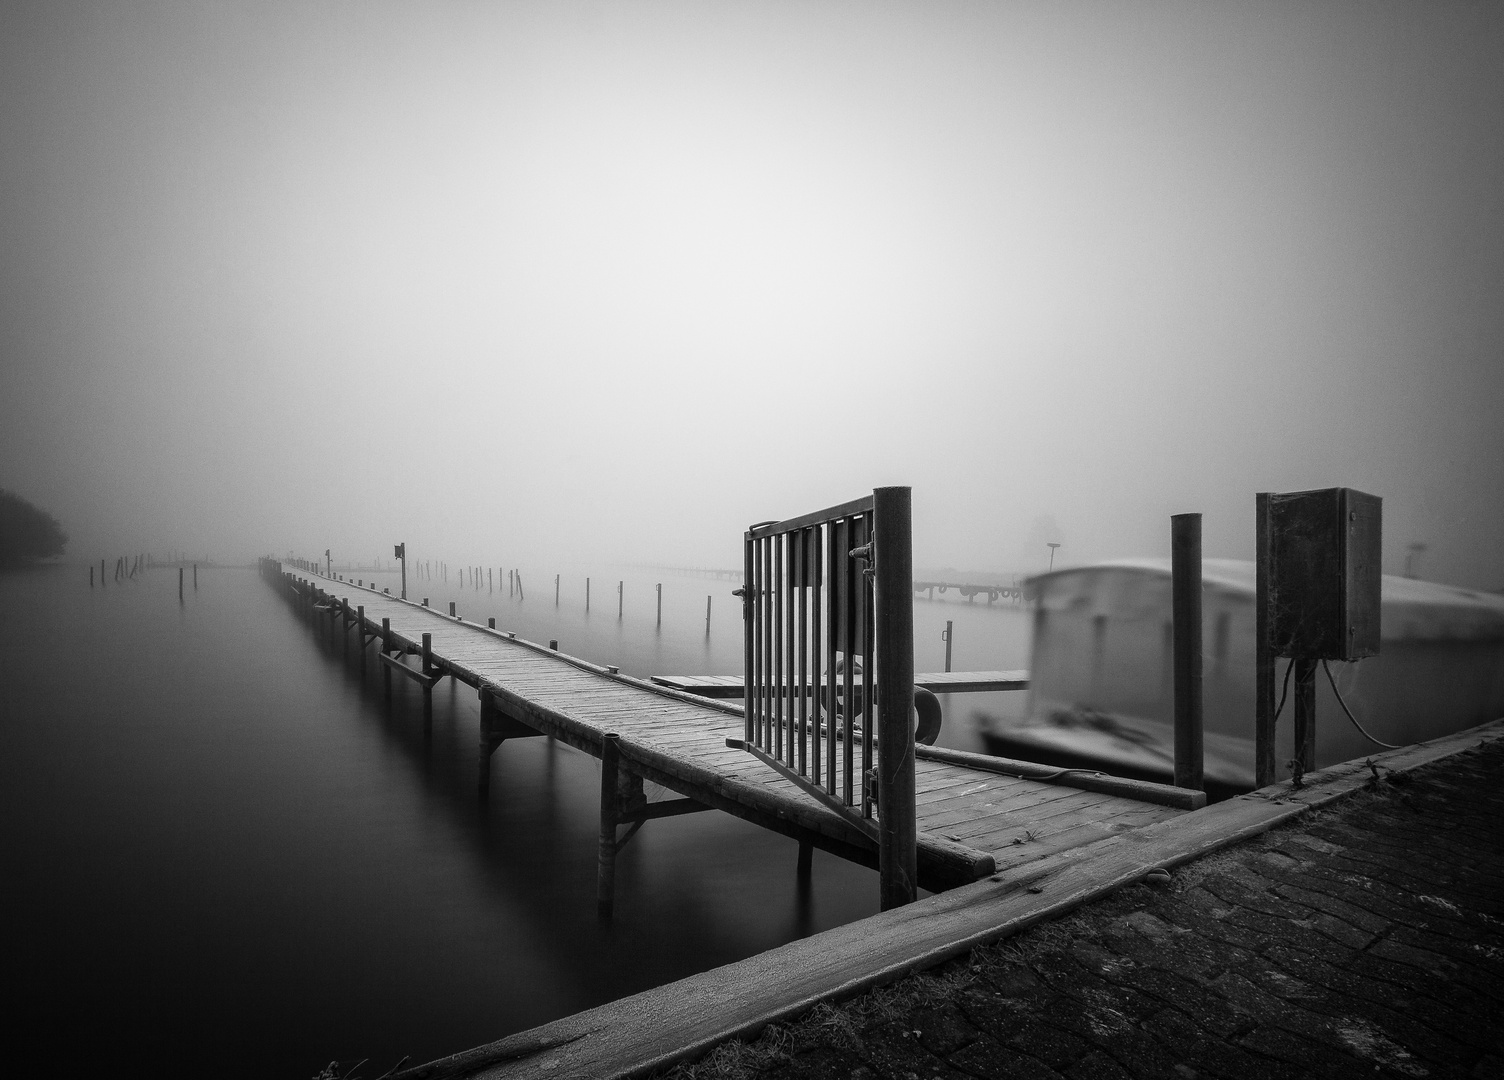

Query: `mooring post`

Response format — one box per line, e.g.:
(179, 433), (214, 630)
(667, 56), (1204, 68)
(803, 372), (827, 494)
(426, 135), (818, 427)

(943, 620), (953, 672)
(656, 583), (662, 626)
(705, 594), (711, 636)
(448, 601), (456, 617)
(382, 617), (393, 699)
(1292, 657), (1316, 776)
(873, 485), (917, 911)
(598, 733), (622, 920)
(1171, 513), (1205, 791)
(586, 577), (590, 611)
(1254, 493), (1276, 787)
(618, 580), (623, 618)
(193, 563), (197, 589)
(178, 566), (184, 601)
(487, 617), (495, 629)
(555, 574), (560, 605)
(90, 566), (94, 587)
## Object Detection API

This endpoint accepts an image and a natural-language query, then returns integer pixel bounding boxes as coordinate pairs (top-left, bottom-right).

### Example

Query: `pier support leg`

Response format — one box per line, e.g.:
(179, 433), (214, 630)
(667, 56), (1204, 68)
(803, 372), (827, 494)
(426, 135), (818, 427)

(421, 632), (434, 737)
(598, 733), (621, 920)
(479, 691), (505, 796)
(797, 839), (813, 879)
(382, 618), (392, 700)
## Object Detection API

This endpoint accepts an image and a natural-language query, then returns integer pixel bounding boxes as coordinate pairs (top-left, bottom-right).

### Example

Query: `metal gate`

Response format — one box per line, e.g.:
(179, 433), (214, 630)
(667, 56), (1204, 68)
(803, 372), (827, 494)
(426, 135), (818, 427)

(734, 487), (916, 908)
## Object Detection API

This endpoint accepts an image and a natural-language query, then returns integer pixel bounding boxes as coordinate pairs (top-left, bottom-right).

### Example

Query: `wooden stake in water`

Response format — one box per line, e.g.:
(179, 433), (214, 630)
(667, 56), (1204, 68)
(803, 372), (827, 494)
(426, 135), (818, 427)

(178, 567), (184, 601)
(618, 580), (623, 618)
(656, 583), (662, 626)
(705, 595), (712, 635)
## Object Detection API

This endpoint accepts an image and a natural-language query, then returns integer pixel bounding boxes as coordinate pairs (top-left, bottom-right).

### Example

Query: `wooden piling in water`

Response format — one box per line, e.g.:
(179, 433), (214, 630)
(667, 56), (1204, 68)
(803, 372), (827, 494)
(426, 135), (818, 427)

(943, 621), (953, 673)
(656, 583), (662, 626)
(586, 577), (590, 611)
(598, 733), (621, 919)
(422, 632), (434, 733)
(382, 617), (393, 698)
(556, 574), (560, 605)
(705, 595), (712, 635)
(178, 567), (184, 600)
(618, 580), (623, 618)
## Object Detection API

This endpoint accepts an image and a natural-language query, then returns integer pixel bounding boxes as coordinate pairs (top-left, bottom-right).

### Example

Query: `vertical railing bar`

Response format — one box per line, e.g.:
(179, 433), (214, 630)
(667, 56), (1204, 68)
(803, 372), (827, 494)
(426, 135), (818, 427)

(810, 523), (822, 787)
(830, 517), (842, 794)
(861, 511), (874, 819)
(788, 529), (800, 770)
(797, 528), (809, 778)
(762, 534), (774, 753)
(842, 516), (856, 808)
(773, 532), (784, 762)
(743, 529), (755, 746)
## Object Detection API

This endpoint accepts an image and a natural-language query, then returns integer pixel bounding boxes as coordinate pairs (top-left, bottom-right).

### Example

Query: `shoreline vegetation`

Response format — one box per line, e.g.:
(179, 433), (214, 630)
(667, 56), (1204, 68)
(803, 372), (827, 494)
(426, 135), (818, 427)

(0, 489), (66, 567)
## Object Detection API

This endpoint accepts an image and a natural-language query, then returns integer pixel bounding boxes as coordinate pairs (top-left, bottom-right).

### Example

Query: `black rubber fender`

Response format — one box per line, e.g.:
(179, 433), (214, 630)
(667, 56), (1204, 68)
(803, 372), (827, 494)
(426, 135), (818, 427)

(914, 686), (943, 745)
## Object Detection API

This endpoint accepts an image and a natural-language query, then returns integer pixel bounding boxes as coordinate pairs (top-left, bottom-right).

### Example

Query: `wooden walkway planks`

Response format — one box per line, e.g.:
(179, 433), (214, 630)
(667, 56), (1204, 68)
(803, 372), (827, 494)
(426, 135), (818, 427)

(284, 570), (1188, 892)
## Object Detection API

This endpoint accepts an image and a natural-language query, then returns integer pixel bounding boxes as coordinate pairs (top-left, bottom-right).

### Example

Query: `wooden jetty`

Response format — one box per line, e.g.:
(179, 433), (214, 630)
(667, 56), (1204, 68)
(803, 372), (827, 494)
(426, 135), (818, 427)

(261, 565), (1202, 905)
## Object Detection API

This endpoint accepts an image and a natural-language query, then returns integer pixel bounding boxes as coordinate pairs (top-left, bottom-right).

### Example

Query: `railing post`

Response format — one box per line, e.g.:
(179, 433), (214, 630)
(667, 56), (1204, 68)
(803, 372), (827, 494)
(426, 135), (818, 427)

(873, 485), (915, 911)
(598, 733), (621, 920)
(1171, 513), (1204, 791)
(1255, 493), (1276, 787)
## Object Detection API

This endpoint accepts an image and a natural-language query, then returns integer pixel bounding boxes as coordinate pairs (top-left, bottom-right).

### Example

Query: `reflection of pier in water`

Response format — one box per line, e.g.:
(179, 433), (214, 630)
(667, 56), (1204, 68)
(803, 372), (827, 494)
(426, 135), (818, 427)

(264, 559), (1204, 913)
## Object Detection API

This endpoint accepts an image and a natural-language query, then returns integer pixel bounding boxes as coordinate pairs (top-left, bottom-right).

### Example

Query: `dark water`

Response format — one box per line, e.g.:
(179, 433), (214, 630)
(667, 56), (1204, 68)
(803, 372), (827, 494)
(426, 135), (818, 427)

(0, 563), (1029, 1077)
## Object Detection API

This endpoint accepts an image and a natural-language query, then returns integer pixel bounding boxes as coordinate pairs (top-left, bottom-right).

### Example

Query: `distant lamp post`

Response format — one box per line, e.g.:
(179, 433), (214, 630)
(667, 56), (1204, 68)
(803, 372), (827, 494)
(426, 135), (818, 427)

(1405, 542), (1427, 580)
(1047, 543), (1061, 572)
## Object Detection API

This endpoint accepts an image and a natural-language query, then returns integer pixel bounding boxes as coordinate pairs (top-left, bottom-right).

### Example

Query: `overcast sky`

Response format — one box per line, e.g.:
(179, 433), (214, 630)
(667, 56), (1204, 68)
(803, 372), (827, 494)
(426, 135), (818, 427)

(2, 1), (1500, 585)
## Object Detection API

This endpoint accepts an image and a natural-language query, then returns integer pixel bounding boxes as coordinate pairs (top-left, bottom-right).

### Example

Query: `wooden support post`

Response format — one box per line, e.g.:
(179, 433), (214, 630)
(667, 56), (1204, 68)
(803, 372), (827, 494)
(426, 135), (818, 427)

(556, 574), (560, 605)
(449, 601), (456, 617)
(618, 580), (623, 618)
(1292, 657), (1316, 777)
(656, 583), (662, 626)
(586, 577), (590, 611)
(90, 566), (94, 587)
(479, 691), (502, 796)
(357, 605), (366, 670)
(1171, 513), (1204, 792)
(488, 617), (495, 629)
(193, 563), (197, 589)
(705, 594), (711, 636)
(797, 839), (813, 879)
(421, 632), (434, 733)
(598, 733), (621, 920)
(1255, 493), (1277, 787)
(873, 485), (916, 911)
(178, 567), (184, 601)
(382, 617), (392, 699)
(943, 621), (953, 673)
(549, 638), (558, 650)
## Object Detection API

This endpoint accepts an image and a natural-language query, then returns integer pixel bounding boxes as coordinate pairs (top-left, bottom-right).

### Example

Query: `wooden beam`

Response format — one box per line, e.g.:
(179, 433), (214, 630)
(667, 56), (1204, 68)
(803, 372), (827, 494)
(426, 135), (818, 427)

(914, 745), (1206, 810)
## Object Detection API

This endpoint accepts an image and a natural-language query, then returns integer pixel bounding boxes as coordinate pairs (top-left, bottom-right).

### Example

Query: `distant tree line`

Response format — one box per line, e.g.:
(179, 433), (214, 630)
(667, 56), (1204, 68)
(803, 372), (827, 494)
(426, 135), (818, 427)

(0, 489), (67, 564)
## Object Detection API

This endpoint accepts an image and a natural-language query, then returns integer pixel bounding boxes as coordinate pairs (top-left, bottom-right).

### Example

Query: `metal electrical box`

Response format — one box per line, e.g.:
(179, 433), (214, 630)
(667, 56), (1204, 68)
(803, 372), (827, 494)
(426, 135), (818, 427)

(1268, 487), (1382, 659)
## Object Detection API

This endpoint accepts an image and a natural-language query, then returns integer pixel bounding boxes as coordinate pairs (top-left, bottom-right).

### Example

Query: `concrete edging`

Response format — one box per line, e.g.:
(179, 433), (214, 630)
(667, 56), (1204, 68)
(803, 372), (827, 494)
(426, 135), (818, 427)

(394, 718), (1504, 1080)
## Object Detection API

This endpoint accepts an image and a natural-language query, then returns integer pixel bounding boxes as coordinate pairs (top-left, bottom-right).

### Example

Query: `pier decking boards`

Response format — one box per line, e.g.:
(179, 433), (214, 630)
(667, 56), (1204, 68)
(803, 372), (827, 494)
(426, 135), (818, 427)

(274, 567), (1195, 892)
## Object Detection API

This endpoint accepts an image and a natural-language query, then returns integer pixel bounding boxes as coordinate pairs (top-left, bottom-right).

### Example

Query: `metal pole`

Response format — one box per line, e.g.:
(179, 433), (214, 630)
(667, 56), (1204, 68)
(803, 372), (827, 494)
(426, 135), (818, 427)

(1292, 657), (1316, 776)
(1254, 493), (1276, 787)
(873, 485), (915, 911)
(1171, 513), (1204, 791)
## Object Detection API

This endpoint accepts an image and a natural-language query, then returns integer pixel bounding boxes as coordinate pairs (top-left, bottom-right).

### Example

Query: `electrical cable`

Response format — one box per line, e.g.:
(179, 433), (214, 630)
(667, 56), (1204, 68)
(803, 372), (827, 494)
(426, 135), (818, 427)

(1322, 659), (1402, 749)
(1272, 656), (1294, 724)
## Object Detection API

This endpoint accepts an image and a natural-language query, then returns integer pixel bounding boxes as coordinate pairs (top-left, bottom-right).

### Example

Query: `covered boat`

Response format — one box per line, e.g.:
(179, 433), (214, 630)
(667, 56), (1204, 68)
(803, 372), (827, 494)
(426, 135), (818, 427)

(978, 558), (1504, 794)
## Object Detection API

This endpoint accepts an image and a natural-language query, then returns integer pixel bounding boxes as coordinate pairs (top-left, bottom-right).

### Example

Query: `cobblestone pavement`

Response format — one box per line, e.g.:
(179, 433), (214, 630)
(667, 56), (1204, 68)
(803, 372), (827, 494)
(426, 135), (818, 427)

(664, 740), (1504, 1080)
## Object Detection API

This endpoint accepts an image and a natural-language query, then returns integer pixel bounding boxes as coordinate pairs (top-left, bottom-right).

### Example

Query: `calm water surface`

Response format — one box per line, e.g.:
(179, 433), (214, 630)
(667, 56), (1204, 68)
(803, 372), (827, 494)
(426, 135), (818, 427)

(0, 562), (1029, 1077)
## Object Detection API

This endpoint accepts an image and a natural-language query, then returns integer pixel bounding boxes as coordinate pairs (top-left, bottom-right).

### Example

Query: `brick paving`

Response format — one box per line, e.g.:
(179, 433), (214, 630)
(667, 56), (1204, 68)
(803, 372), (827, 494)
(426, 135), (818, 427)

(664, 740), (1504, 1080)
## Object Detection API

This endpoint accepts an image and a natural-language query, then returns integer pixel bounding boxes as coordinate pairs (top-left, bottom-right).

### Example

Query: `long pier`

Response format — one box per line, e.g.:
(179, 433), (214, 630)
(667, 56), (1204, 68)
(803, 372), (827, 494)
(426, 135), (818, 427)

(264, 559), (1204, 903)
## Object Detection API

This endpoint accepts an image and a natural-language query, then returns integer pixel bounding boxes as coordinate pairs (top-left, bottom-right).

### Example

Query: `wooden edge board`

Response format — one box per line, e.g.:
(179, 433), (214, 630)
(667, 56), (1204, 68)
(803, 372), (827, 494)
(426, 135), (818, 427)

(916, 744), (1206, 810)
(390, 718), (1504, 1080)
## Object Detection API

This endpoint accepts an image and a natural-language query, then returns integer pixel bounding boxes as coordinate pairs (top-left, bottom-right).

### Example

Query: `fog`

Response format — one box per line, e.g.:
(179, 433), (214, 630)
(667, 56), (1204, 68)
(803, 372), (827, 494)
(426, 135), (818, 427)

(2, 1), (1500, 586)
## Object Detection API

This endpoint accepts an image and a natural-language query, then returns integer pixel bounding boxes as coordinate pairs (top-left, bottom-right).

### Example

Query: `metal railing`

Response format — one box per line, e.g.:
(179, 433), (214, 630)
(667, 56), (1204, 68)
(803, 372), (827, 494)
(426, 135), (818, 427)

(736, 487), (916, 908)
